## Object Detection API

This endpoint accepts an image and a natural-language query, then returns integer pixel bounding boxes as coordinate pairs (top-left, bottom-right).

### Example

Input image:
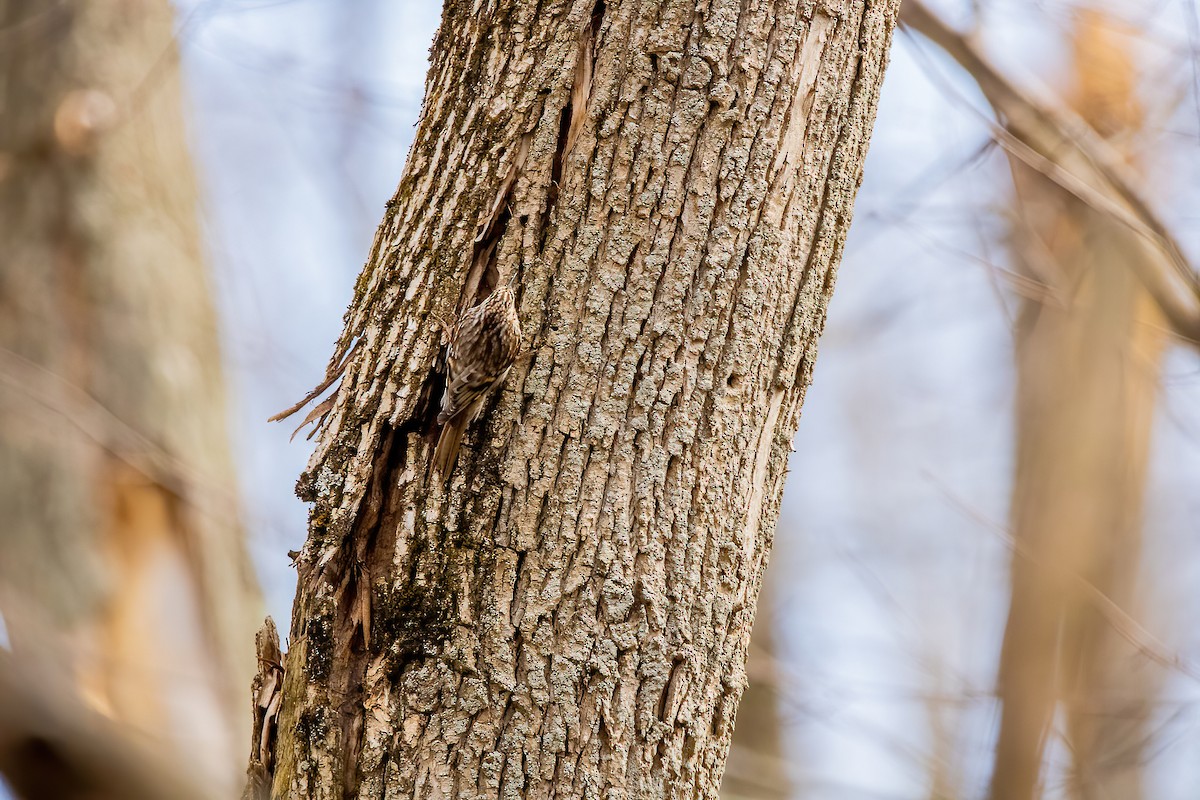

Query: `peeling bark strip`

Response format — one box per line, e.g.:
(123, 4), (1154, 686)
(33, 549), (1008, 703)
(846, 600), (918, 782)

(244, 618), (285, 799)
(546, 0), (605, 232)
(272, 0), (898, 797)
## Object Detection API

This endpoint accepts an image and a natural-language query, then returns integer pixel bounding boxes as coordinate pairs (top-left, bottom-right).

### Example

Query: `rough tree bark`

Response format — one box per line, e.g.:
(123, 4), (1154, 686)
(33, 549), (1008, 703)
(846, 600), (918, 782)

(271, 0), (899, 797)
(0, 1), (260, 794)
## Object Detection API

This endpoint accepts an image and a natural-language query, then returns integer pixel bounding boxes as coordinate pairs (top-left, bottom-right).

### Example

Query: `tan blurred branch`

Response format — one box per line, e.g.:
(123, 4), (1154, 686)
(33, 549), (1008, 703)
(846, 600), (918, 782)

(0, 346), (238, 518)
(899, 0), (1200, 345)
(721, 577), (791, 800)
(920, 8), (1174, 797)
(0, 651), (208, 800)
(0, 1), (261, 788)
(931, 476), (1199, 685)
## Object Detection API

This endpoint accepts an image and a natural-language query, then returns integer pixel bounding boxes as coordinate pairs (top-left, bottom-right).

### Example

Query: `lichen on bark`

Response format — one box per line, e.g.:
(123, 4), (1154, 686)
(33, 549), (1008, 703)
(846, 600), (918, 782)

(271, 0), (900, 797)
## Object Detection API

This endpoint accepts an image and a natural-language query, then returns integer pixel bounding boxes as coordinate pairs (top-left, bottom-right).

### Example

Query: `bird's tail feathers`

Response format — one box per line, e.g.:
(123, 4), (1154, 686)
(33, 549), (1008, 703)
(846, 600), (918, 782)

(432, 421), (465, 485)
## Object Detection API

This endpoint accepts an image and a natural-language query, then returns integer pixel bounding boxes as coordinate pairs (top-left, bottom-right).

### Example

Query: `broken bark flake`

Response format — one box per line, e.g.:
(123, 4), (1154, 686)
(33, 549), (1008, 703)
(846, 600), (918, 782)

(243, 618), (284, 800)
(564, 0), (606, 160)
(463, 133), (534, 313)
(544, 0), (605, 246)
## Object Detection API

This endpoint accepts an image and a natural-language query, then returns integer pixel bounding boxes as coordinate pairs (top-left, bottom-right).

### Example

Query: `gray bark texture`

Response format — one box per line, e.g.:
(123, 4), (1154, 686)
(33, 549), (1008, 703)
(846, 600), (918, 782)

(272, 0), (898, 797)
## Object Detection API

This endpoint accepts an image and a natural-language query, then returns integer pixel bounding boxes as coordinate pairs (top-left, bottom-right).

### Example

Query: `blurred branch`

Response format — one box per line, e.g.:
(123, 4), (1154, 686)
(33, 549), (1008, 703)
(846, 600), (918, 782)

(899, 0), (1200, 346)
(0, 651), (208, 800)
(929, 472), (1200, 685)
(0, 346), (239, 520)
(721, 577), (790, 800)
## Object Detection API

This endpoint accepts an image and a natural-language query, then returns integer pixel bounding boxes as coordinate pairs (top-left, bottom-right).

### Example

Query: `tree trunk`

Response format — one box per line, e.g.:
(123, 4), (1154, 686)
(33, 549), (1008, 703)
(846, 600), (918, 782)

(719, 575), (792, 800)
(0, 1), (260, 793)
(271, 0), (899, 797)
(989, 11), (1164, 800)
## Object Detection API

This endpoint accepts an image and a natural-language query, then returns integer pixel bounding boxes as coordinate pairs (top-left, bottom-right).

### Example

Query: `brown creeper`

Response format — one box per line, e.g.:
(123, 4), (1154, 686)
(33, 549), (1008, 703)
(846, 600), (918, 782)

(431, 283), (522, 481)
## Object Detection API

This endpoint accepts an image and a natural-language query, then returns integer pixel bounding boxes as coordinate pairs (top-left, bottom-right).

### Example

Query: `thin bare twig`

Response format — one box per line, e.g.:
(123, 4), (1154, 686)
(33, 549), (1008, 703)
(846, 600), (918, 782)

(926, 472), (1200, 685)
(0, 346), (240, 520)
(900, 0), (1200, 345)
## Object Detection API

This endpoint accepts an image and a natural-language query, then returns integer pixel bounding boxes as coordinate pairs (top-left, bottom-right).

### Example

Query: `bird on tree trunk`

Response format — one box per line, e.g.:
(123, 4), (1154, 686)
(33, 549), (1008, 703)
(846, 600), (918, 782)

(431, 282), (522, 481)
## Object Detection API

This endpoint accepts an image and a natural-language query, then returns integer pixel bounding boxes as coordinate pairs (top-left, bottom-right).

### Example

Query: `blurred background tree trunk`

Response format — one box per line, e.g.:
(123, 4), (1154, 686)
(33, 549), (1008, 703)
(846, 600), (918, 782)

(267, 0), (900, 797)
(0, 0), (261, 794)
(989, 10), (1165, 800)
(720, 576), (792, 800)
